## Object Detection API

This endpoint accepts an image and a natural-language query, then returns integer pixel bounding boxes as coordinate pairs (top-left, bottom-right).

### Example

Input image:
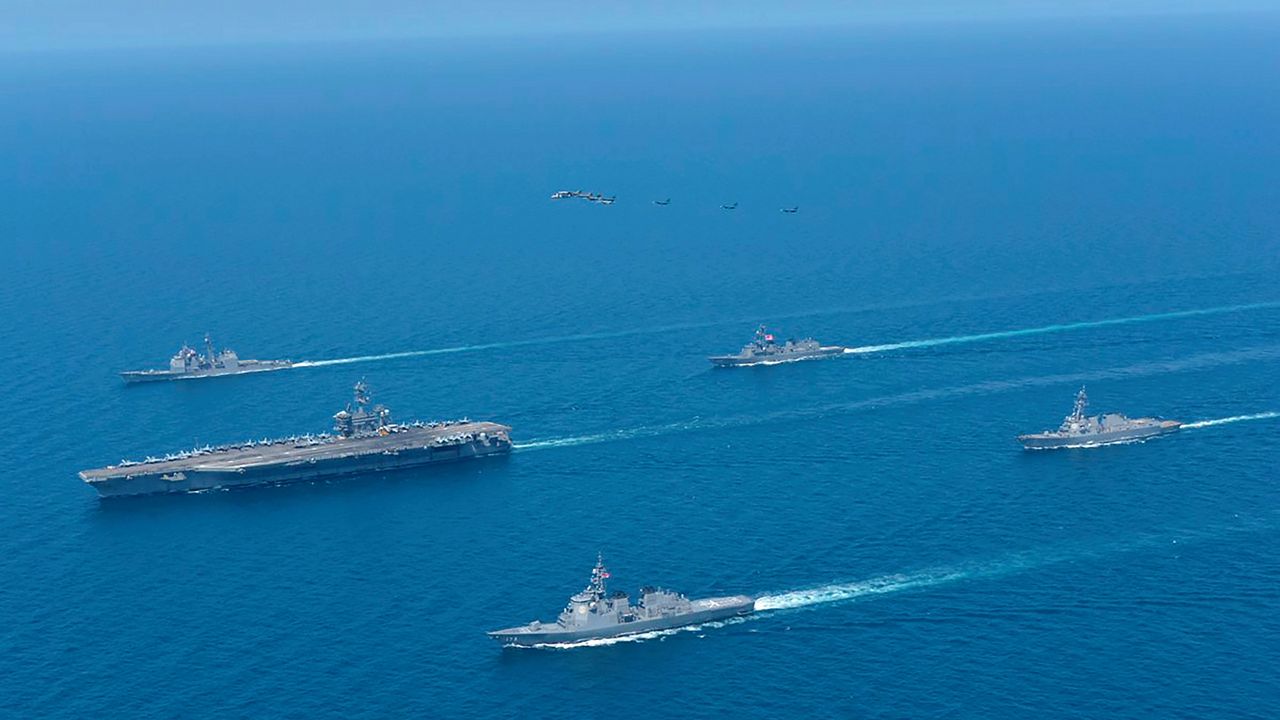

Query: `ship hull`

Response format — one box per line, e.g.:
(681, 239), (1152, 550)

(709, 347), (845, 367)
(82, 432), (511, 497)
(120, 361), (293, 383)
(1018, 421), (1181, 450)
(488, 596), (755, 647)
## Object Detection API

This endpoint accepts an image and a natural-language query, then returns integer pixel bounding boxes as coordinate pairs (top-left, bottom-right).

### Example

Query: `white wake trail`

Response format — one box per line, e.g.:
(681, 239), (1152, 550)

(517, 527), (1273, 650)
(293, 348), (473, 368)
(285, 301), (1279, 369)
(1182, 411), (1280, 430)
(512, 420), (707, 452)
(753, 568), (971, 611)
(753, 546), (1084, 614)
(843, 301), (1280, 356)
(511, 346), (1280, 454)
(291, 321), (727, 369)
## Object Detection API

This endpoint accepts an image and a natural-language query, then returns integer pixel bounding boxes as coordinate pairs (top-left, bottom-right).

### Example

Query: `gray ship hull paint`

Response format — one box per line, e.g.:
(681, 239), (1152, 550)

(1017, 387), (1181, 450)
(82, 430), (510, 497)
(710, 326), (845, 367)
(121, 334), (291, 383)
(488, 596), (755, 646)
(488, 556), (753, 648)
(1019, 421), (1180, 450)
(709, 346), (844, 367)
(120, 361), (292, 383)
(81, 382), (511, 498)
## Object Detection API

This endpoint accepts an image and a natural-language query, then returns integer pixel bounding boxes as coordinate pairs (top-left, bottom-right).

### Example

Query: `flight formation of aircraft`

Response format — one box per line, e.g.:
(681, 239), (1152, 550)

(551, 191), (796, 213)
(551, 190), (616, 205)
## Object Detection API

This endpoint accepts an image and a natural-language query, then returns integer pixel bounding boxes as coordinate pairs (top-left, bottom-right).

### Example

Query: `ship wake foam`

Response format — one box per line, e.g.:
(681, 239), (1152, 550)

(752, 536), (1171, 615)
(842, 301), (1280, 356)
(291, 321), (725, 369)
(293, 350), (462, 368)
(289, 301), (1279, 369)
(753, 568), (972, 611)
(513, 345), (1280, 453)
(517, 523), (1277, 650)
(1182, 411), (1280, 430)
(513, 420), (707, 451)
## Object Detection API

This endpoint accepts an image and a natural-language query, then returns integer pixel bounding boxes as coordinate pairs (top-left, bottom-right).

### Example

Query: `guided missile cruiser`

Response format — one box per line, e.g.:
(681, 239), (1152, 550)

(709, 325), (846, 367)
(487, 555), (755, 647)
(1018, 386), (1181, 450)
(120, 334), (292, 383)
(80, 381), (512, 497)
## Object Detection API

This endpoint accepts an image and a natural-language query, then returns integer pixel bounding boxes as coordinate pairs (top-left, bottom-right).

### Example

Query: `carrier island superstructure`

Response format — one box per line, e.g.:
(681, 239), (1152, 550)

(120, 334), (292, 383)
(488, 555), (755, 647)
(80, 381), (512, 497)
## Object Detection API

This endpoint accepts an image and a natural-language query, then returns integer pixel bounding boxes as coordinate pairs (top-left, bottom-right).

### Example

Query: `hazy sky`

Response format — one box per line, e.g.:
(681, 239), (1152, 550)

(4, 0), (1276, 53)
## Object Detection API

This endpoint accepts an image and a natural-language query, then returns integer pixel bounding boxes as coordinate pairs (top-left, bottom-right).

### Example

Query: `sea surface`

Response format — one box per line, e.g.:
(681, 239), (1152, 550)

(3, 13), (1280, 719)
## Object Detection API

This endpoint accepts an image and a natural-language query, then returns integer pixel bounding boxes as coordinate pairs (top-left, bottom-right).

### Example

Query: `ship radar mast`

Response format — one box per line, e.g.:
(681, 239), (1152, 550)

(204, 333), (217, 364)
(587, 552), (610, 598)
(1072, 386), (1089, 421)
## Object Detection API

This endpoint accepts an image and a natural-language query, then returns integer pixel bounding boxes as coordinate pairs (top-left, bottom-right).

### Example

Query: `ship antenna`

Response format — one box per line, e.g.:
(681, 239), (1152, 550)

(1073, 386), (1088, 421)
(590, 552), (608, 597)
(204, 332), (216, 362)
(354, 378), (370, 409)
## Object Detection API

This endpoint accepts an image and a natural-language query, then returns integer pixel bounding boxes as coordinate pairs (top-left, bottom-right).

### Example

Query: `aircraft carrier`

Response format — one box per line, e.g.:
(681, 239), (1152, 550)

(120, 334), (292, 383)
(80, 381), (512, 497)
(487, 555), (754, 647)
(709, 325), (845, 367)
(1018, 386), (1181, 450)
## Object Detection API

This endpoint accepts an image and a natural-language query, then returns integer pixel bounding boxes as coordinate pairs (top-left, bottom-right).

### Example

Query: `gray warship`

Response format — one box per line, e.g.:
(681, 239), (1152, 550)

(709, 325), (845, 367)
(487, 555), (755, 647)
(1018, 386), (1181, 450)
(80, 381), (512, 497)
(120, 334), (292, 383)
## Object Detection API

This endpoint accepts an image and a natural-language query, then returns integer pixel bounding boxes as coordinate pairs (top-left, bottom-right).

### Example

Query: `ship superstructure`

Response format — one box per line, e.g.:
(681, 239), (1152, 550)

(1017, 386), (1181, 450)
(487, 555), (754, 647)
(709, 325), (845, 367)
(80, 381), (512, 497)
(120, 333), (292, 383)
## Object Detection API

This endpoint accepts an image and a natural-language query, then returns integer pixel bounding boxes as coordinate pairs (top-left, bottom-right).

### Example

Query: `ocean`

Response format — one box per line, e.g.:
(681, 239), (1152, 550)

(2, 12), (1279, 719)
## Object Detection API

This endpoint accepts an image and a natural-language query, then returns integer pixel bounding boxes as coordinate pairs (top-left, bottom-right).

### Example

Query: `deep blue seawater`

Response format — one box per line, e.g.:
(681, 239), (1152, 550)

(3, 14), (1280, 719)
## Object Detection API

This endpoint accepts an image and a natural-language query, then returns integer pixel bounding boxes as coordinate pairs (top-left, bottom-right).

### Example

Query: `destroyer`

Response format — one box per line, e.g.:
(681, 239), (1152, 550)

(1018, 386), (1180, 450)
(709, 325), (845, 367)
(120, 334), (291, 383)
(487, 555), (754, 647)
(80, 381), (512, 497)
